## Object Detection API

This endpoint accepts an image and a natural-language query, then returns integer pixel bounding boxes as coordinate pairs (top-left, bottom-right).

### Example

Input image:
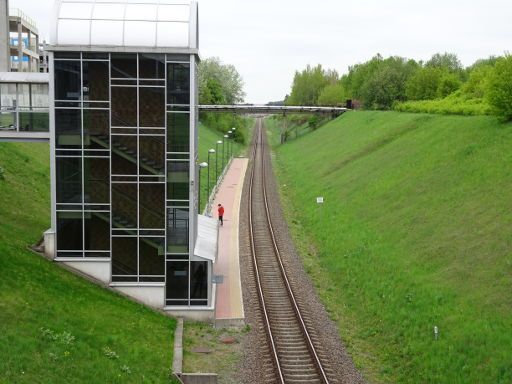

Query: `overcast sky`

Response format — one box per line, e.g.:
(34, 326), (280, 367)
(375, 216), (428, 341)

(10, 0), (512, 103)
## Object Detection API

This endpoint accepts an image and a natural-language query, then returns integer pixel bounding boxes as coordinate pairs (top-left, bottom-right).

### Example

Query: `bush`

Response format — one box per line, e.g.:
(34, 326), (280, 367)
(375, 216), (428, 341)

(486, 55), (512, 121)
(393, 92), (492, 116)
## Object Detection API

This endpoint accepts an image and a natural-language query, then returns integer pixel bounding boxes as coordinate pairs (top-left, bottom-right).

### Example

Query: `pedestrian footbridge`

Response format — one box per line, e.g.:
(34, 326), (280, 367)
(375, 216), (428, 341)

(0, 72), (348, 143)
(0, 72), (50, 141)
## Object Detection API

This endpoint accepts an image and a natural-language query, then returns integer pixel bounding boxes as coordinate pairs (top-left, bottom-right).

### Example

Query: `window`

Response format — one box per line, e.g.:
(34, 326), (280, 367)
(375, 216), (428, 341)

(167, 113), (189, 153)
(139, 183), (165, 229)
(112, 87), (137, 127)
(139, 87), (165, 127)
(167, 161), (189, 200)
(167, 63), (190, 105)
(139, 54), (165, 79)
(112, 183), (137, 228)
(112, 135), (137, 175)
(191, 261), (207, 299)
(57, 211), (83, 251)
(84, 212), (110, 252)
(55, 60), (81, 100)
(111, 53), (137, 79)
(31, 84), (49, 108)
(56, 157), (82, 204)
(167, 208), (189, 253)
(139, 237), (165, 280)
(55, 109), (81, 148)
(112, 237), (137, 281)
(83, 109), (109, 149)
(139, 135), (164, 175)
(17, 84), (30, 107)
(83, 61), (109, 101)
(83, 157), (109, 204)
(166, 261), (189, 300)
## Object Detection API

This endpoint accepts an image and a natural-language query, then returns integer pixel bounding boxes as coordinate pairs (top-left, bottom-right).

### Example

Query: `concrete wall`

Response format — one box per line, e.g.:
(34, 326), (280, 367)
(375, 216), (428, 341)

(179, 374), (218, 384)
(113, 285), (165, 309)
(0, 0), (9, 72)
(63, 260), (111, 285)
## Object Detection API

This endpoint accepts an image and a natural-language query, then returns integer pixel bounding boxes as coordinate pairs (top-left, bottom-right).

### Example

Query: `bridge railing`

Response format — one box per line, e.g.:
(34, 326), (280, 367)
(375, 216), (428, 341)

(0, 107), (49, 133)
(198, 104), (349, 115)
(0, 73), (50, 136)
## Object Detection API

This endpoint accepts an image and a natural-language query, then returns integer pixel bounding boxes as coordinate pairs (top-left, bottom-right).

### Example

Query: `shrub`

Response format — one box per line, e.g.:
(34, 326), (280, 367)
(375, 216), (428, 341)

(393, 93), (492, 116)
(486, 55), (512, 121)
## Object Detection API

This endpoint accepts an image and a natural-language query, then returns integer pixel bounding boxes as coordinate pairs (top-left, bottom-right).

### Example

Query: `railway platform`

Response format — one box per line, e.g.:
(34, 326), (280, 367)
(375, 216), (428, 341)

(212, 157), (248, 326)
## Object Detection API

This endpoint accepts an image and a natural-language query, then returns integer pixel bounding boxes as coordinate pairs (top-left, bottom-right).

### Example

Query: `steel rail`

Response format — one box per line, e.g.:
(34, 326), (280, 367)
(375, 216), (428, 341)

(248, 119), (286, 383)
(248, 118), (330, 383)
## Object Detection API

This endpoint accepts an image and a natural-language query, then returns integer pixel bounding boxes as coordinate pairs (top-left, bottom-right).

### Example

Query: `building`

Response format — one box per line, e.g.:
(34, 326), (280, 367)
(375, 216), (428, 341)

(45, 0), (216, 318)
(0, 0), (8, 72)
(0, 1), (47, 138)
(0, 0), (41, 72)
(8, 8), (40, 72)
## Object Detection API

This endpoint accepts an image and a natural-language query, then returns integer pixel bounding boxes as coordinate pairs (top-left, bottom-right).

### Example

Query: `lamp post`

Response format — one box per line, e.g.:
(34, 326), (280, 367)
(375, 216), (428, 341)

(227, 130), (232, 159)
(231, 127), (236, 157)
(207, 148), (215, 202)
(216, 140), (222, 182)
(198, 162), (208, 214)
(223, 134), (228, 169)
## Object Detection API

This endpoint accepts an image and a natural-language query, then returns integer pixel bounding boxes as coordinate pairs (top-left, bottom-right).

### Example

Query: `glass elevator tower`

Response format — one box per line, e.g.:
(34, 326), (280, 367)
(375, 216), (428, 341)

(47, 1), (212, 312)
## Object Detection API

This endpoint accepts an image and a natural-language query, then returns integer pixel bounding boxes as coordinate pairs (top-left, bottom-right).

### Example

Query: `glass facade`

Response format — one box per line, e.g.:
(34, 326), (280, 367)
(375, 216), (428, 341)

(54, 52), (208, 307)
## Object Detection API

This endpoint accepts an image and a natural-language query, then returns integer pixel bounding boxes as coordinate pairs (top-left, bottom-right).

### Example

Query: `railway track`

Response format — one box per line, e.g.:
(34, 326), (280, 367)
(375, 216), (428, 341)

(247, 119), (332, 384)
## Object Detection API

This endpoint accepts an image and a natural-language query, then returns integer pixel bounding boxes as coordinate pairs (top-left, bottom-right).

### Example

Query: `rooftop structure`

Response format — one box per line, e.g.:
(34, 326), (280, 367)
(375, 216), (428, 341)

(51, 0), (198, 52)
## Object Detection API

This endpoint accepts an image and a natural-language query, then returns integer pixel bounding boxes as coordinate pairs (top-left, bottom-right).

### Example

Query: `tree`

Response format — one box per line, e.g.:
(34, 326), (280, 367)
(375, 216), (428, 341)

(426, 52), (463, 73)
(406, 67), (443, 100)
(198, 57), (247, 141)
(199, 57), (245, 105)
(463, 64), (494, 98)
(357, 57), (418, 109)
(437, 72), (462, 98)
(341, 54), (384, 100)
(317, 83), (346, 106)
(287, 65), (337, 105)
(487, 55), (512, 121)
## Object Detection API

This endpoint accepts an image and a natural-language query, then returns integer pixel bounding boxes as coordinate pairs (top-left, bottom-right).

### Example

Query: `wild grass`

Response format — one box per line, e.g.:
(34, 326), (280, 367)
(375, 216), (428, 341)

(272, 111), (512, 383)
(0, 142), (178, 383)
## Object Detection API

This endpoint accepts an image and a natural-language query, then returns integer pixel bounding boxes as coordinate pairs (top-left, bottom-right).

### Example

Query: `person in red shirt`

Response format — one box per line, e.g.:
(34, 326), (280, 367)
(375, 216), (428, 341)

(217, 203), (225, 226)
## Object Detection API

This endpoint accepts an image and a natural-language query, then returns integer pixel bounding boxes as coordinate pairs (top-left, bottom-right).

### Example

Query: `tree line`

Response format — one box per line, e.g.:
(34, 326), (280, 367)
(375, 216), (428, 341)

(198, 57), (247, 143)
(285, 53), (512, 121)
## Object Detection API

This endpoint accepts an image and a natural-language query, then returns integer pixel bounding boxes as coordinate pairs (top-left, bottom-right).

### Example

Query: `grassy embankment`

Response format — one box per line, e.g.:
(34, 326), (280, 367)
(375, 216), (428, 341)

(271, 111), (512, 383)
(197, 119), (252, 213)
(0, 143), (178, 383)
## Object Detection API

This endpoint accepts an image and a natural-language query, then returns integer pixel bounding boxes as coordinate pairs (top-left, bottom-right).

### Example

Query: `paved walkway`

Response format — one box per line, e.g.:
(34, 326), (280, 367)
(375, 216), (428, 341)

(212, 158), (248, 324)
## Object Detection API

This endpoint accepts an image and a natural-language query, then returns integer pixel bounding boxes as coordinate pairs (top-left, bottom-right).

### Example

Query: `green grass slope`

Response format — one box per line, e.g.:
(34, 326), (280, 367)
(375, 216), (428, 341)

(272, 111), (512, 383)
(0, 143), (177, 383)
(197, 121), (250, 212)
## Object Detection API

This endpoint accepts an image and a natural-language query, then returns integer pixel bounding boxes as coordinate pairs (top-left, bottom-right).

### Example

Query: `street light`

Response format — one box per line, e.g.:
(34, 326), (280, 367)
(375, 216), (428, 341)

(198, 162), (208, 214)
(231, 127), (236, 158)
(216, 140), (222, 182)
(227, 130), (232, 159)
(207, 149), (215, 202)
(223, 134), (228, 169)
